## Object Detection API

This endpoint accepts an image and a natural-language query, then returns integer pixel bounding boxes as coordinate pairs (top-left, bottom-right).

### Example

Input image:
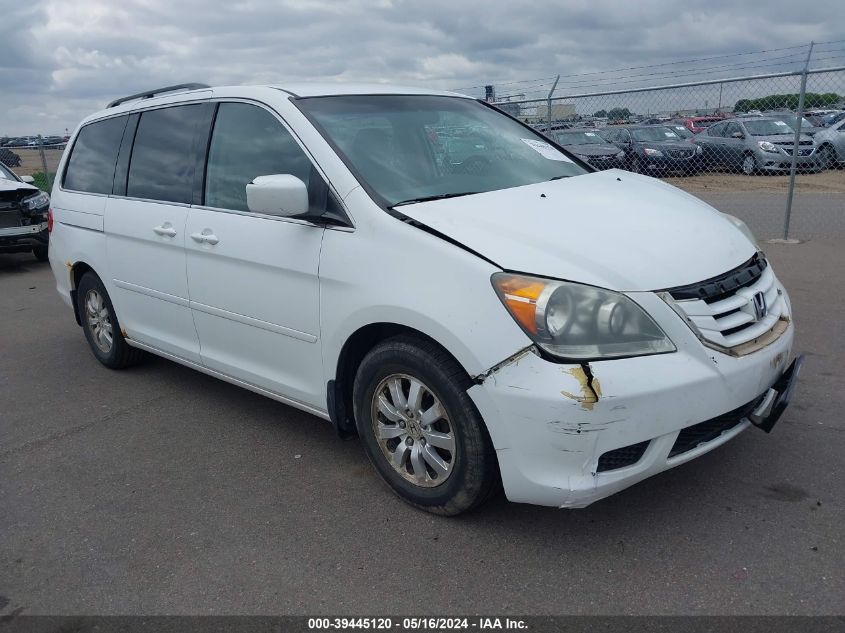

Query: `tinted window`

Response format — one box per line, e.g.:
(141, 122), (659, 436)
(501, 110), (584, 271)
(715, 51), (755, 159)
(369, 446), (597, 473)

(205, 103), (312, 212)
(127, 105), (201, 203)
(64, 116), (127, 194)
(708, 123), (726, 137)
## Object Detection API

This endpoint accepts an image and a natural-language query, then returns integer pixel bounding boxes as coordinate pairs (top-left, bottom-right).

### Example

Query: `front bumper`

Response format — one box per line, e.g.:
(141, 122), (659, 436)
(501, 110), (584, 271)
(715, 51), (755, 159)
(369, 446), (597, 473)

(641, 154), (703, 173)
(0, 222), (49, 251)
(468, 289), (795, 509)
(755, 150), (819, 171)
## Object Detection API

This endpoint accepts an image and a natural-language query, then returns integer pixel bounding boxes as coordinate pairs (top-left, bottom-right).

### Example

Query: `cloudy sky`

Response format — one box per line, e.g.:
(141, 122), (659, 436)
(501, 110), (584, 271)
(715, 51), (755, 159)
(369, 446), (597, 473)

(1, 0), (843, 135)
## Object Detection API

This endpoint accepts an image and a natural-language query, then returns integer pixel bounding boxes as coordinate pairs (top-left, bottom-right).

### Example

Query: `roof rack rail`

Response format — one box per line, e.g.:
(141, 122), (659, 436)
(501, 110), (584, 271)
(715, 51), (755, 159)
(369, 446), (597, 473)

(106, 83), (211, 109)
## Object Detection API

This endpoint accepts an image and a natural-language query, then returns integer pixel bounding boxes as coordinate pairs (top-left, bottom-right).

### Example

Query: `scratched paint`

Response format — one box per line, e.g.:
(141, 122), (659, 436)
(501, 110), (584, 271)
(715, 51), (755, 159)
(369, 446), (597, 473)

(560, 366), (601, 411)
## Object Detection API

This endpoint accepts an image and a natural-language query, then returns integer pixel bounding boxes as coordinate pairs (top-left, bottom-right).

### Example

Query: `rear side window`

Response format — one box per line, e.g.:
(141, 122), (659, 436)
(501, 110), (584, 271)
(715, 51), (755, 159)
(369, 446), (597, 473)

(204, 102), (312, 212)
(64, 116), (127, 194)
(127, 105), (201, 204)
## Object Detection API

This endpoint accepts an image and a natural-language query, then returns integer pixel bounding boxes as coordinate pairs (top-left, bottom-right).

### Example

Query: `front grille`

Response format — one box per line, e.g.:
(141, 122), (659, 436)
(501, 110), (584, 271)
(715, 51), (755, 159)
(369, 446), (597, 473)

(666, 254), (787, 350)
(668, 399), (759, 458)
(597, 440), (650, 472)
(0, 211), (21, 229)
(782, 148), (813, 156)
(668, 149), (695, 159)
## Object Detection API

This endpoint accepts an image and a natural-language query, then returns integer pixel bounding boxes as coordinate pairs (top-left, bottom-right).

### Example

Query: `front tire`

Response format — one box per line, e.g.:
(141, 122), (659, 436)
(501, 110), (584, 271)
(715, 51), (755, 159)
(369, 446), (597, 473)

(819, 145), (836, 170)
(353, 336), (499, 516)
(742, 153), (758, 175)
(76, 272), (144, 369)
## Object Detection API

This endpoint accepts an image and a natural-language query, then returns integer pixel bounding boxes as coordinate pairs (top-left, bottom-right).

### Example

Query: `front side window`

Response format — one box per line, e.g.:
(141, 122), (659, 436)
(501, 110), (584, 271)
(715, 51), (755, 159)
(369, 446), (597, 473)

(205, 103), (312, 212)
(127, 105), (201, 204)
(296, 95), (586, 207)
(708, 123), (726, 137)
(64, 116), (127, 194)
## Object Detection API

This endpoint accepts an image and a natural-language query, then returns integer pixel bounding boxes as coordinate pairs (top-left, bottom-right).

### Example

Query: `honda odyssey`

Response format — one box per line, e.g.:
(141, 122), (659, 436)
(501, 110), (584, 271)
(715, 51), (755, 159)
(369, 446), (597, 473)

(48, 83), (802, 515)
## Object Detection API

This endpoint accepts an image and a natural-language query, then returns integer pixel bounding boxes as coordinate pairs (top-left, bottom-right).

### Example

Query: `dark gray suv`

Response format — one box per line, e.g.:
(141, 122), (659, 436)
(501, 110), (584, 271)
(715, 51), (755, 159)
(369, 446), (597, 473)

(693, 118), (819, 175)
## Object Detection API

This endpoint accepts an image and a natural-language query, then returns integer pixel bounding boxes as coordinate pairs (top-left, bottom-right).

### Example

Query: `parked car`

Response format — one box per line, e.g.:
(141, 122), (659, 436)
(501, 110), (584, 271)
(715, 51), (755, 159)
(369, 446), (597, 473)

(673, 116), (723, 133)
(693, 118), (819, 175)
(0, 162), (50, 261)
(812, 118), (845, 169)
(0, 147), (21, 167)
(821, 111), (845, 127)
(47, 83), (801, 515)
(601, 125), (703, 174)
(551, 128), (626, 169)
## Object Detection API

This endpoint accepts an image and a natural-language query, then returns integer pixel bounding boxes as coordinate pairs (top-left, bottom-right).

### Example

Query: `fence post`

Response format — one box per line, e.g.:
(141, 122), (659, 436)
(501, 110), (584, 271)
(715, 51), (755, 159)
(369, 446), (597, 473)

(36, 134), (52, 192)
(782, 42), (814, 241)
(546, 75), (559, 131)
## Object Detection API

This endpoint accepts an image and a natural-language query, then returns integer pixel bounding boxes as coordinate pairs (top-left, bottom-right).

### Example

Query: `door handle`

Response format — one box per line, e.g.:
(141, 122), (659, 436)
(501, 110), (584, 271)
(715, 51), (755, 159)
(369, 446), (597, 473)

(190, 231), (219, 245)
(153, 224), (177, 237)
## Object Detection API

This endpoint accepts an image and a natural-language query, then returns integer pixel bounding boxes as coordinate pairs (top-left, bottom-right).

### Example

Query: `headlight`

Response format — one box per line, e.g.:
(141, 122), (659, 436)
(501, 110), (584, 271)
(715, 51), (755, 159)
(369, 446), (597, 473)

(722, 213), (760, 250)
(615, 151), (625, 159)
(758, 141), (778, 153)
(695, 145), (703, 154)
(22, 191), (49, 211)
(643, 148), (663, 156)
(491, 273), (676, 361)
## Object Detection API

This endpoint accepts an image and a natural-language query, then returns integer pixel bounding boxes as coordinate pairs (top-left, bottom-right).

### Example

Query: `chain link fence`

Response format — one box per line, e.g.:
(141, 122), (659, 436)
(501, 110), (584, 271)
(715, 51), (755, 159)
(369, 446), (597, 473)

(0, 135), (66, 192)
(493, 66), (845, 241)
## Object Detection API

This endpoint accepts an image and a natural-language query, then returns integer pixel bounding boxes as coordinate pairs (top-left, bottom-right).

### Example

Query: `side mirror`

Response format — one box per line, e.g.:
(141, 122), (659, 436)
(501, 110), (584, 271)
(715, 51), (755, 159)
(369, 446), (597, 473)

(20, 175), (35, 184)
(731, 131), (744, 139)
(246, 174), (309, 217)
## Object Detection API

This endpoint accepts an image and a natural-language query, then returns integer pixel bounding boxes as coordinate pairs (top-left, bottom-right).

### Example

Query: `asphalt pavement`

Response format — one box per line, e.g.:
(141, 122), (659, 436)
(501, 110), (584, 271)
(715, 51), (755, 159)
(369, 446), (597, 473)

(1, 230), (843, 615)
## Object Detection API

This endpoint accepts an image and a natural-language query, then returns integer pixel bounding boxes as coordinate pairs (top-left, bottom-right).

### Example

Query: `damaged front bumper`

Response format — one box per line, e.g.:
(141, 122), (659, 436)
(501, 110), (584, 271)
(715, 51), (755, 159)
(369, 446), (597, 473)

(467, 296), (796, 509)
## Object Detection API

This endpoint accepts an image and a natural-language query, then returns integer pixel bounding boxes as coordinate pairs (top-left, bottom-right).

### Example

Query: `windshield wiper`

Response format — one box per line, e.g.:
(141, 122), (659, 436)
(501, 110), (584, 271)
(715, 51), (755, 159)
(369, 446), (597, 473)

(391, 192), (480, 207)
(547, 175), (569, 181)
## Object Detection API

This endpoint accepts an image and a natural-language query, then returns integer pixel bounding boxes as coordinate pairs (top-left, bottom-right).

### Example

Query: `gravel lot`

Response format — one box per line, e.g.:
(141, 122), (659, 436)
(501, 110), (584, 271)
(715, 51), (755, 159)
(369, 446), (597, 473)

(1, 221), (843, 617)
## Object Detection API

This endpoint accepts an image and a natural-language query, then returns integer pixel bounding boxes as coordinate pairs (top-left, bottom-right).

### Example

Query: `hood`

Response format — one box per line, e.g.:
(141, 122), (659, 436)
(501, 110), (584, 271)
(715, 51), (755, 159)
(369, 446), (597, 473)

(563, 144), (621, 157)
(0, 178), (39, 200)
(754, 133), (813, 144)
(397, 170), (755, 291)
(637, 139), (695, 150)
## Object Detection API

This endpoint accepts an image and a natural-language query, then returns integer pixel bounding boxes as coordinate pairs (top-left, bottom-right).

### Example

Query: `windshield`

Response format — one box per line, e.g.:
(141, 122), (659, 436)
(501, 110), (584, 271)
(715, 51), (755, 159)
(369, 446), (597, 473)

(554, 130), (606, 145)
(296, 95), (587, 206)
(631, 127), (681, 142)
(669, 125), (693, 139)
(744, 120), (795, 136)
(0, 162), (17, 180)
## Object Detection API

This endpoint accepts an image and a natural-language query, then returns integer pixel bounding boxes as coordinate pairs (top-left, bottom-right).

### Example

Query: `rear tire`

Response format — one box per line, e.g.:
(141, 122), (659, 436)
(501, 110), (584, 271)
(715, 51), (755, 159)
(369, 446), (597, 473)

(353, 335), (499, 516)
(76, 272), (144, 369)
(819, 145), (836, 170)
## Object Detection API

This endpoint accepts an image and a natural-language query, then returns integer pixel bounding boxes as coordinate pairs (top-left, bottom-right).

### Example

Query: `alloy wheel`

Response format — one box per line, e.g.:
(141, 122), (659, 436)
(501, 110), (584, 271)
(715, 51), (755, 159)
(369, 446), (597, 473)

(85, 289), (113, 353)
(370, 373), (456, 488)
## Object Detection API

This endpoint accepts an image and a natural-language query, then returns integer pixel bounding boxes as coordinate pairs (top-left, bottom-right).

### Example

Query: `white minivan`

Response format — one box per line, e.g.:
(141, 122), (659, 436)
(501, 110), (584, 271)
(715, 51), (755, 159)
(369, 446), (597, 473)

(48, 83), (802, 515)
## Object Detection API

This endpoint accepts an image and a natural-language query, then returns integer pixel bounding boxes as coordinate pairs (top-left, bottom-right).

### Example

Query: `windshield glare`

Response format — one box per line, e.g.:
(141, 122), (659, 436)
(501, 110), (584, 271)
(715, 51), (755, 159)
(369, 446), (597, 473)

(669, 126), (693, 138)
(297, 95), (587, 206)
(554, 131), (606, 145)
(744, 120), (795, 136)
(631, 127), (681, 142)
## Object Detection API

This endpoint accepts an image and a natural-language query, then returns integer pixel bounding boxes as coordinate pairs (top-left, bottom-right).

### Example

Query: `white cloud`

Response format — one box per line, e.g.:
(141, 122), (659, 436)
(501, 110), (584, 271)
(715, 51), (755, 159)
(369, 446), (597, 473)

(0, 0), (842, 134)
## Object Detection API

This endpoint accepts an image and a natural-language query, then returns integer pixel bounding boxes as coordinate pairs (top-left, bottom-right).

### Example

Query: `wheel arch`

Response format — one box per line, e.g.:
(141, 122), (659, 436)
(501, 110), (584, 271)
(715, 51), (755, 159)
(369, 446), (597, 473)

(68, 260), (96, 326)
(327, 322), (473, 439)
